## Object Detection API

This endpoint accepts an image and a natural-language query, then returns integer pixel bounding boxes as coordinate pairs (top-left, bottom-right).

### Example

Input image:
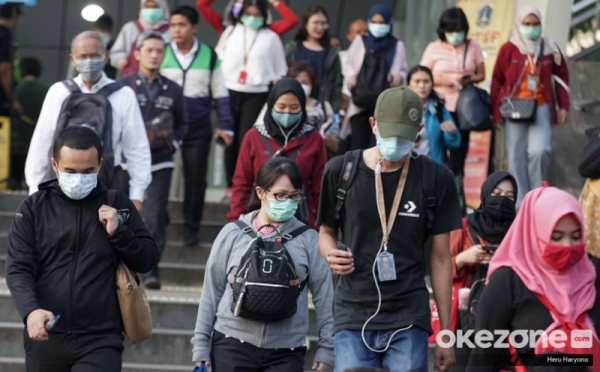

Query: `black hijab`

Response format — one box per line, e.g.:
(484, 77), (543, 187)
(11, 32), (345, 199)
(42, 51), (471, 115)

(466, 171), (518, 244)
(263, 78), (308, 145)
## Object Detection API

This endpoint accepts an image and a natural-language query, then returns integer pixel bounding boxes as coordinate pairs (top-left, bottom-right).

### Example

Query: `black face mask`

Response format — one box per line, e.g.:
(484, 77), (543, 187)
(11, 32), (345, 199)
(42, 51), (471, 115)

(482, 196), (516, 222)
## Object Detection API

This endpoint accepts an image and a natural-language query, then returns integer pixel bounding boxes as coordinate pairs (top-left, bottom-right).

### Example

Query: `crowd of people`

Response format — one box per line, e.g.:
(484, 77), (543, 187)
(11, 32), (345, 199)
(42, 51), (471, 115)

(3, 0), (599, 371)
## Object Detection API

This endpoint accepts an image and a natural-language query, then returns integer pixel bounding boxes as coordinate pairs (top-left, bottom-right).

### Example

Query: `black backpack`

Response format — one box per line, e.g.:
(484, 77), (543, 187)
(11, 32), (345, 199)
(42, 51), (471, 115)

(334, 150), (438, 235)
(230, 220), (311, 322)
(55, 79), (125, 185)
(351, 36), (396, 111)
(256, 129), (310, 224)
(579, 131), (600, 179)
(459, 222), (489, 332)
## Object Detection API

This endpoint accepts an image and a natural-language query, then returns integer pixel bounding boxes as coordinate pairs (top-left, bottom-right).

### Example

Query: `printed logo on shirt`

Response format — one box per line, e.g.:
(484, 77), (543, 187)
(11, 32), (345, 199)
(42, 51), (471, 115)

(155, 96), (174, 110)
(117, 209), (130, 225)
(399, 201), (419, 218)
(136, 93), (148, 106)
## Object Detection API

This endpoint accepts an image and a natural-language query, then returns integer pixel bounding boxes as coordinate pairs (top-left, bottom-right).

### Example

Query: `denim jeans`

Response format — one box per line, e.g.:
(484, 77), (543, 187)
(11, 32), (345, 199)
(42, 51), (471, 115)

(334, 328), (428, 372)
(505, 104), (552, 207)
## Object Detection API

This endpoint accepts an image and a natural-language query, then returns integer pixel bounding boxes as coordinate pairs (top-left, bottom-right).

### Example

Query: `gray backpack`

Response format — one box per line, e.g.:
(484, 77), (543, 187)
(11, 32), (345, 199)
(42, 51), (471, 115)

(55, 79), (125, 185)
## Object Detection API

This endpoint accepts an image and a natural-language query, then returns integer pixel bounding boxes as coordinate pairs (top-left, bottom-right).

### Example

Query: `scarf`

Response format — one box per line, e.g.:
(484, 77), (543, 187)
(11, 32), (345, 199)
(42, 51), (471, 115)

(138, 0), (170, 31)
(466, 171), (517, 244)
(263, 77), (309, 146)
(487, 187), (598, 348)
(508, 5), (562, 65)
(366, 3), (397, 68)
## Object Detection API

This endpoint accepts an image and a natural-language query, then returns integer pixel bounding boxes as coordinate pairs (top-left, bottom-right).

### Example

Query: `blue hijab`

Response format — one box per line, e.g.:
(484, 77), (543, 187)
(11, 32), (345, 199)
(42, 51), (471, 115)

(367, 3), (397, 67)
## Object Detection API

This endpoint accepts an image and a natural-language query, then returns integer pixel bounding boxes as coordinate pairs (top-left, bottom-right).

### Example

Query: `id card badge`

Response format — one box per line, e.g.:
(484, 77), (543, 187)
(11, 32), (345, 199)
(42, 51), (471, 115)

(377, 251), (397, 282)
(527, 75), (538, 92)
(238, 70), (248, 85)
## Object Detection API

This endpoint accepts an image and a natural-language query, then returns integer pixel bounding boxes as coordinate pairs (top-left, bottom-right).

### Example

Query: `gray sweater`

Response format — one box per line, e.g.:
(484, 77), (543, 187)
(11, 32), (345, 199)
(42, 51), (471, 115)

(191, 212), (335, 366)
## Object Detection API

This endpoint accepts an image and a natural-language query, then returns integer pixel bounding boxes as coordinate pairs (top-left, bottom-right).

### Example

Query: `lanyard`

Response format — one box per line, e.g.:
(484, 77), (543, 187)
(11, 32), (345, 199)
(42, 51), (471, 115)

(375, 154), (411, 249)
(526, 54), (537, 74)
(243, 26), (260, 66)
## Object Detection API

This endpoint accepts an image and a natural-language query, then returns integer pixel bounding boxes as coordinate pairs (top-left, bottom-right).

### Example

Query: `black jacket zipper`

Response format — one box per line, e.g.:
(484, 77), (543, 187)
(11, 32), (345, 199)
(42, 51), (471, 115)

(67, 202), (82, 334)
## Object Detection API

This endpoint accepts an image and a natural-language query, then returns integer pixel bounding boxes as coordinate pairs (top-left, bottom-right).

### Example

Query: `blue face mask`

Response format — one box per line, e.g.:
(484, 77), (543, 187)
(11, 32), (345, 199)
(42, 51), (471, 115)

(519, 25), (541, 40)
(141, 8), (163, 23)
(272, 109), (303, 129)
(266, 198), (299, 222)
(368, 23), (391, 38)
(241, 15), (264, 30)
(445, 32), (465, 46)
(376, 129), (414, 162)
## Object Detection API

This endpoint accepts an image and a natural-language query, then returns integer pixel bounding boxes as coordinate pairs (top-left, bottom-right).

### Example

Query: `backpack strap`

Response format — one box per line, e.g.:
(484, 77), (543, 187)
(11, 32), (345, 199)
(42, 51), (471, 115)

(62, 79), (82, 94)
(133, 20), (144, 33)
(466, 220), (481, 246)
(157, 24), (170, 33)
(281, 226), (311, 242)
(107, 190), (117, 207)
(234, 220), (255, 235)
(421, 158), (437, 233)
(462, 39), (470, 71)
(257, 130), (276, 157)
(97, 82), (126, 98)
(206, 44), (218, 98)
(335, 150), (362, 220)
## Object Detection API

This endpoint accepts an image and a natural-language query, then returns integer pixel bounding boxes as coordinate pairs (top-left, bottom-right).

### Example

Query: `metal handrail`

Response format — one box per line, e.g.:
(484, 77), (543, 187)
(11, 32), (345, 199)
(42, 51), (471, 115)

(573, 0), (595, 14)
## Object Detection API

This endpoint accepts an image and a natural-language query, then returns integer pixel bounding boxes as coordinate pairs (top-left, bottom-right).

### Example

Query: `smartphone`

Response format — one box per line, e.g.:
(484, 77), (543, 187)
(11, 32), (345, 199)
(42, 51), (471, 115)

(336, 241), (348, 251)
(324, 114), (340, 135)
(482, 245), (498, 253)
(44, 314), (60, 331)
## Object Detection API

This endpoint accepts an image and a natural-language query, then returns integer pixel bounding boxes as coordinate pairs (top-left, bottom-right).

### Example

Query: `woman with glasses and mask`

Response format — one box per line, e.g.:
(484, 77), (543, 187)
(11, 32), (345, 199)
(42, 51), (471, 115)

(227, 78), (327, 229)
(193, 157), (334, 372)
(284, 6), (343, 116)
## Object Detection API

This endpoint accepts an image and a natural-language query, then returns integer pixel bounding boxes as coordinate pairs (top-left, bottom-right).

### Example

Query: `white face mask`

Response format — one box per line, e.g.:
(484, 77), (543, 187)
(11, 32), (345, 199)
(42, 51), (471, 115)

(57, 172), (98, 200)
(301, 84), (312, 99)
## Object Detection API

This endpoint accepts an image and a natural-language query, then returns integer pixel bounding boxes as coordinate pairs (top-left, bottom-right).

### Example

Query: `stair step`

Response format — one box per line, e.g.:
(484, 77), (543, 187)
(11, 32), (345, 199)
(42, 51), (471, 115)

(0, 357), (193, 371)
(0, 322), (320, 367)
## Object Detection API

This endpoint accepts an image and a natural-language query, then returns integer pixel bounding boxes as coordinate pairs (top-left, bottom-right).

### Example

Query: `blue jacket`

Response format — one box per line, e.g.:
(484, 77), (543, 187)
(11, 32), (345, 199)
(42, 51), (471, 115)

(423, 102), (461, 166)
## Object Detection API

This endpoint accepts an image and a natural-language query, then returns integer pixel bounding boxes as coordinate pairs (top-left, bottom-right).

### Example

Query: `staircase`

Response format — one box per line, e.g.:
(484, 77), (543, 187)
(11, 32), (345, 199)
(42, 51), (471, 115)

(0, 192), (321, 371)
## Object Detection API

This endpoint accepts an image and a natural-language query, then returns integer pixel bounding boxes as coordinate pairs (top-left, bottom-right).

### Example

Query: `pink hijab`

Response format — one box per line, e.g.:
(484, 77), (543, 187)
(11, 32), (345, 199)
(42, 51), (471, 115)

(487, 187), (597, 339)
(138, 0), (170, 30)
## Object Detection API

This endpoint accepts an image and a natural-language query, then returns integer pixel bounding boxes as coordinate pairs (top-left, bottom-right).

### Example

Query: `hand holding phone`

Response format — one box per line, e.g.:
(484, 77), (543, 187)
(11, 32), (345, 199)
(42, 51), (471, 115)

(327, 241), (354, 275)
(482, 245), (498, 254)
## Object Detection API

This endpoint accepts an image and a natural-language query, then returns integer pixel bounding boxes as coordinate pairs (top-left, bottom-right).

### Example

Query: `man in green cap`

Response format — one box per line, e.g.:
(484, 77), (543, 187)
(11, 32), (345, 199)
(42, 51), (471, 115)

(317, 87), (461, 372)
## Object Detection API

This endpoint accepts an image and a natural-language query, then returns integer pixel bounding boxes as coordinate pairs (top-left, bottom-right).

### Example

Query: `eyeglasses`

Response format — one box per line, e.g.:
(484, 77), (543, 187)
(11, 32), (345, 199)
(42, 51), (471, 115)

(309, 21), (329, 28)
(266, 189), (304, 202)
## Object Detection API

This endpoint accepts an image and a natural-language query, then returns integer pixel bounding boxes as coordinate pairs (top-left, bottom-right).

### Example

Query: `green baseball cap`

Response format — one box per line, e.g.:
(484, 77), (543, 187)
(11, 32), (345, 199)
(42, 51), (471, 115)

(374, 87), (423, 140)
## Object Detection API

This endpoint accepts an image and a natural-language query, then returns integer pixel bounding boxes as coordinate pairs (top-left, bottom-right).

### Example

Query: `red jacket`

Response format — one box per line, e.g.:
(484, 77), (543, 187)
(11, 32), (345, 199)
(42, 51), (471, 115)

(196, 0), (299, 36)
(227, 127), (328, 228)
(490, 41), (570, 124)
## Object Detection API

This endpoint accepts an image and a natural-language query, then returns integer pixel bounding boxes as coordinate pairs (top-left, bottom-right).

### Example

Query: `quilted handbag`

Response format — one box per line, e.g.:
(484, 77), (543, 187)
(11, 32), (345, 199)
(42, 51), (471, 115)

(500, 97), (537, 122)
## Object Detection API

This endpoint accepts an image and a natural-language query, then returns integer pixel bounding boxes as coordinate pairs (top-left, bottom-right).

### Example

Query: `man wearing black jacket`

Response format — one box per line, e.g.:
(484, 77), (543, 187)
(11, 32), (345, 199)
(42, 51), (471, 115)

(5, 126), (158, 372)
(118, 30), (187, 290)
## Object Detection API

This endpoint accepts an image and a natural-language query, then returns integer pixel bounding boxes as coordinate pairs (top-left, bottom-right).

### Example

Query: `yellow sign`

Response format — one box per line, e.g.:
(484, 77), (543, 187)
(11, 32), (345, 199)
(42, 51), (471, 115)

(0, 116), (9, 191)
(458, 0), (515, 88)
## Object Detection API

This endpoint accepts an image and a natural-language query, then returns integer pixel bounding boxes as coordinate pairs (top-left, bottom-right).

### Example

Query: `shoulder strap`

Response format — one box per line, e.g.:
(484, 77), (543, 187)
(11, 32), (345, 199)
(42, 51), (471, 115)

(421, 158), (437, 232)
(133, 20), (144, 33)
(460, 218), (468, 253)
(466, 220), (481, 246)
(257, 130), (275, 157)
(234, 220), (254, 235)
(335, 150), (362, 220)
(97, 82), (125, 98)
(207, 45), (218, 98)
(62, 79), (82, 94)
(462, 39), (470, 70)
(107, 190), (117, 207)
(281, 226), (311, 241)
(538, 38), (545, 62)
(157, 24), (170, 33)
